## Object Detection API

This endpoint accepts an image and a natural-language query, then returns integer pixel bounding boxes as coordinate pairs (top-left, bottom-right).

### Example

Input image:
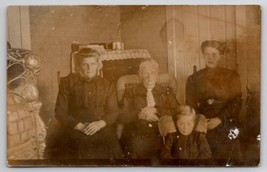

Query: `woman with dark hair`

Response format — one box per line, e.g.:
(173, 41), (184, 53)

(186, 40), (242, 163)
(54, 48), (123, 159)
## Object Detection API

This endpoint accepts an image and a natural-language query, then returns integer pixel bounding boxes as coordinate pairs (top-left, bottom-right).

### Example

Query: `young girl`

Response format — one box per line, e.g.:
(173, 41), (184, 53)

(161, 106), (211, 159)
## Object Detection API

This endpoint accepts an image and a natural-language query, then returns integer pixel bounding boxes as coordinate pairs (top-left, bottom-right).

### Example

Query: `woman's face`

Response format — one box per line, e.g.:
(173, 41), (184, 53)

(139, 67), (158, 89)
(79, 57), (98, 79)
(203, 47), (222, 68)
(176, 116), (195, 136)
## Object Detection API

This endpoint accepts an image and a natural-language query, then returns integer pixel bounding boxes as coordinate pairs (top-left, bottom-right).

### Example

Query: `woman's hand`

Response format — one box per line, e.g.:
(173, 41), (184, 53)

(138, 107), (159, 122)
(74, 122), (87, 132)
(207, 117), (222, 130)
(83, 120), (106, 136)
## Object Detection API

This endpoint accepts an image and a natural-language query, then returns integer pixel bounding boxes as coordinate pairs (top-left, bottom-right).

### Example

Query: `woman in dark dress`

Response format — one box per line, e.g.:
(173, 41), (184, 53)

(186, 40), (242, 164)
(54, 48), (123, 159)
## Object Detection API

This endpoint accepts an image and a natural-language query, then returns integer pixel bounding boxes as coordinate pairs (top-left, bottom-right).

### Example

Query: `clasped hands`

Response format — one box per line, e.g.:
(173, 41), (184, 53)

(138, 106), (159, 122)
(74, 120), (106, 136)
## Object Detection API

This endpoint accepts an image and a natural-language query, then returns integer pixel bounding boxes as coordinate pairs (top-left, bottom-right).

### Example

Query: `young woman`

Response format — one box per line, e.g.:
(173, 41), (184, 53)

(186, 40), (242, 163)
(54, 48), (123, 159)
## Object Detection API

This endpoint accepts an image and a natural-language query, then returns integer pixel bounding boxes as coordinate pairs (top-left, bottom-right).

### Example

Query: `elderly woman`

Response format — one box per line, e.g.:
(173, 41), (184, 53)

(186, 40), (242, 162)
(54, 48), (123, 159)
(119, 59), (179, 159)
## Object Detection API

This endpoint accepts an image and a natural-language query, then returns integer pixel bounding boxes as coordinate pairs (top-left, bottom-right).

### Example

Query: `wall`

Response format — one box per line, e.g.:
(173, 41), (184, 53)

(242, 6), (261, 139)
(7, 6), (31, 49)
(29, 6), (121, 123)
(120, 6), (168, 72)
(166, 5), (239, 103)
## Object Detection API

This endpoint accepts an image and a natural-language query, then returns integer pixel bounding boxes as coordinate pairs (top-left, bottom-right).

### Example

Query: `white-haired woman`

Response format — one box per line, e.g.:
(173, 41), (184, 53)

(119, 59), (179, 159)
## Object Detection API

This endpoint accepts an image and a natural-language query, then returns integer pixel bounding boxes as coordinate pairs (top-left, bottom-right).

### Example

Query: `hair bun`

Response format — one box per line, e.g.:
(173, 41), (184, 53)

(201, 40), (229, 55)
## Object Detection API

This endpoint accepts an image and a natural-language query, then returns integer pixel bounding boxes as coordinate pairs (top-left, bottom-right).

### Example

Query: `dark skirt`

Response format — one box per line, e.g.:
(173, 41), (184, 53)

(45, 123), (123, 159)
(124, 120), (163, 159)
(207, 123), (241, 164)
(129, 133), (163, 159)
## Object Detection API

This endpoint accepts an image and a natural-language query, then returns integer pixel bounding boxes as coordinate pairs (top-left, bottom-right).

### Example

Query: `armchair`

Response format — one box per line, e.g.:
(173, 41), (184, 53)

(116, 73), (178, 140)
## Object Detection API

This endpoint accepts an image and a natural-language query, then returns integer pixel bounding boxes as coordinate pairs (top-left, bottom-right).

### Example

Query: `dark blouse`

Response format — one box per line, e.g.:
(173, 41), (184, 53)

(55, 73), (119, 129)
(120, 83), (179, 131)
(161, 131), (211, 159)
(186, 67), (242, 124)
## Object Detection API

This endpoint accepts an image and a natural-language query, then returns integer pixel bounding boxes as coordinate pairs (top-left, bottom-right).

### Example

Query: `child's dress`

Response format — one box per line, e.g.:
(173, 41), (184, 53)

(161, 131), (211, 159)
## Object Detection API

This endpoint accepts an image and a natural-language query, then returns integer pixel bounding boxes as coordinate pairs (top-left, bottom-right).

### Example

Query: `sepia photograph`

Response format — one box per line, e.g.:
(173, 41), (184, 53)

(6, 5), (261, 167)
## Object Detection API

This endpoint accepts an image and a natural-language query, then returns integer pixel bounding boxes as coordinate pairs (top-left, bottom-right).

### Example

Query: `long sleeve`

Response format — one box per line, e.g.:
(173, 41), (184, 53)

(157, 88), (180, 117)
(55, 77), (79, 129)
(119, 88), (140, 124)
(102, 83), (119, 126)
(185, 76), (199, 110)
(161, 133), (175, 159)
(217, 72), (242, 124)
(197, 133), (211, 159)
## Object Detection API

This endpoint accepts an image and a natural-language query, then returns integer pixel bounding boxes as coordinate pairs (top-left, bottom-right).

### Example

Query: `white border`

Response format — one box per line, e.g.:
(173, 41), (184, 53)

(1, 0), (266, 172)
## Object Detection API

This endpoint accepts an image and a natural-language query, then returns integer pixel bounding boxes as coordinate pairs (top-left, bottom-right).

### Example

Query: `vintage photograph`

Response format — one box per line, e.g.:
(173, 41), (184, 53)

(6, 5), (261, 167)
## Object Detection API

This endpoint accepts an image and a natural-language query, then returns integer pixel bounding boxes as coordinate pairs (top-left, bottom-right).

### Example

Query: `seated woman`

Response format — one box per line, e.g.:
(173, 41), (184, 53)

(186, 40), (242, 163)
(161, 106), (211, 159)
(54, 48), (123, 159)
(119, 59), (179, 159)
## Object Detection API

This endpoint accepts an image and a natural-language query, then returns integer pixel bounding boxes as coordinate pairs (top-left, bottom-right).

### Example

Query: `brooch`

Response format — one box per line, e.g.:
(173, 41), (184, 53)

(228, 127), (240, 140)
(207, 98), (215, 105)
